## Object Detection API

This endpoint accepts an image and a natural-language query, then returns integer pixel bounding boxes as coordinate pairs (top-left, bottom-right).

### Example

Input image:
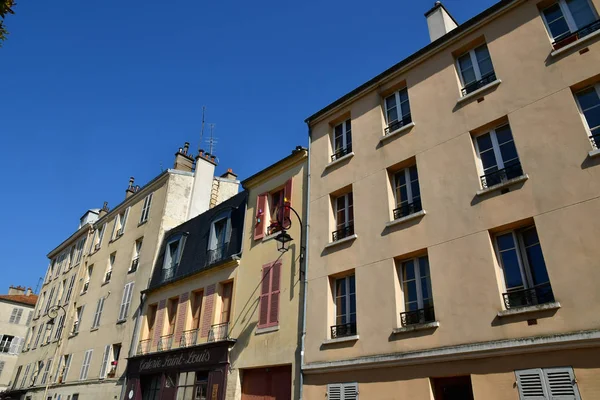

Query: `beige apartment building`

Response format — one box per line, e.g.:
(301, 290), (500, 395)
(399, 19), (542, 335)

(0, 287), (37, 392)
(304, 0), (600, 399)
(8, 144), (240, 400)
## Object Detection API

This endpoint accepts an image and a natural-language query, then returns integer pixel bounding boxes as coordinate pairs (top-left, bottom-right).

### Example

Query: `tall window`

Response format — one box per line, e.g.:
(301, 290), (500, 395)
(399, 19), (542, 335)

(393, 165), (422, 219)
(130, 239), (143, 273)
(79, 349), (93, 380)
(220, 282), (233, 325)
(400, 256), (435, 326)
(541, 0), (598, 45)
(40, 358), (52, 385)
(20, 364), (31, 388)
(208, 215), (231, 264)
(118, 282), (135, 321)
(191, 291), (203, 331)
(54, 314), (65, 340)
(32, 325), (43, 349)
(146, 304), (157, 341)
(474, 124), (523, 188)
(73, 237), (86, 266)
(162, 235), (184, 281)
(56, 354), (71, 383)
(575, 84), (600, 149)
(495, 226), (554, 309)
(332, 275), (356, 338)
(64, 275), (76, 304)
(44, 287), (55, 314)
(268, 189), (285, 235)
(332, 119), (352, 161)
(111, 208), (129, 240)
(105, 253), (115, 283)
(73, 306), (84, 334)
(333, 192), (354, 241)
(166, 297), (178, 336)
(0, 335), (14, 353)
(457, 44), (496, 95)
(83, 265), (93, 293)
(384, 88), (412, 134)
(140, 193), (153, 224)
(92, 223), (106, 252)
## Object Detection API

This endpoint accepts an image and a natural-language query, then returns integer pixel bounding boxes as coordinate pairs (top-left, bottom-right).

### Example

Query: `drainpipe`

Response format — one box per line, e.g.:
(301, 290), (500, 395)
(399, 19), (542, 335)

(299, 126), (312, 400)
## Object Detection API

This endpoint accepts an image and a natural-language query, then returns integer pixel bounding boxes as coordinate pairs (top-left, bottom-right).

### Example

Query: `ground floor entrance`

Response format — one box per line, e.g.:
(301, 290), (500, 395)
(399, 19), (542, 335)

(241, 365), (292, 400)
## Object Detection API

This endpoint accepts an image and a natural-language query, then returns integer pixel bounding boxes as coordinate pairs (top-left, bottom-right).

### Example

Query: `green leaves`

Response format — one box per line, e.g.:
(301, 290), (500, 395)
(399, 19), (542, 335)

(0, 0), (16, 47)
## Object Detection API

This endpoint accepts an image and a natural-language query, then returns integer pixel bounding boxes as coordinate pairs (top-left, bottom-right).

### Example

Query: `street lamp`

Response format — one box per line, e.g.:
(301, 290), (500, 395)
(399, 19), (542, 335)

(273, 201), (305, 273)
(45, 305), (66, 328)
(274, 230), (293, 253)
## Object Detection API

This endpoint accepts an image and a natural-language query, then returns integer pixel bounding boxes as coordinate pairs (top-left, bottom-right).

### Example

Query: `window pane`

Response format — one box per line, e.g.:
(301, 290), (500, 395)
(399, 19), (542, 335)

(409, 166), (419, 181)
(336, 279), (346, 297)
(577, 87), (600, 110)
(399, 185), (408, 204)
(411, 181), (421, 200)
(495, 125), (514, 144)
(387, 107), (398, 123)
(583, 106), (600, 131)
(419, 257), (430, 277)
(403, 260), (415, 280)
(458, 54), (476, 84)
(348, 275), (356, 294)
(349, 293), (356, 314)
(567, 0), (596, 28)
(500, 141), (519, 164)
(500, 249), (524, 290)
(521, 227), (540, 247)
(544, 4), (571, 38)
(385, 95), (397, 112)
(404, 280), (418, 303)
(480, 149), (498, 171)
(476, 133), (493, 152)
(497, 233), (516, 251)
(475, 45), (494, 77)
(421, 276), (431, 301)
(395, 171), (407, 186)
(525, 245), (550, 285)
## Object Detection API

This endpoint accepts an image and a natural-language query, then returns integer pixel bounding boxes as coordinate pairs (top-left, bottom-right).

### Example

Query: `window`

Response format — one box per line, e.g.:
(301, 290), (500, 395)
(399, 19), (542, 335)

(140, 193), (153, 224)
(40, 358), (52, 385)
(495, 226), (554, 309)
(392, 165), (422, 220)
(457, 44), (496, 95)
(118, 282), (134, 321)
(146, 304), (157, 340)
(54, 314), (65, 340)
(57, 279), (66, 304)
(105, 253), (115, 283)
(20, 363), (31, 388)
(191, 291), (203, 331)
(9, 308), (23, 324)
(208, 214), (231, 264)
(327, 382), (358, 400)
(162, 235), (184, 281)
(267, 189), (285, 235)
(32, 325), (43, 349)
(141, 374), (162, 400)
(332, 119), (352, 161)
(541, 0), (598, 48)
(111, 207), (130, 240)
(384, 88), (412, 134)
(83, 265), (93, 294)
(73, 237), (86, 267)
(176, 371), (209, 400)
(64, 275), (76, 304)
(431, 376), (474, 400)
(79, 349), (93, 380)
(72, 394), (80, 400)
(575, 84), (600, 149)
(258, 262), (280, 329)
(44, 286), (56, 314)
(26, 310), (33, 325)
(0, 335), (14, 352)
(92, 223), (106, 252)
(474, 124), (523, 188)
(91, 297), (105, 329)
(515, 367), (581, 400)
(33, 360), (44, 385)
(99, 345), (111, 379)
(400, 256), (435, 326)
(130, 239), (143, 273)
(333, 192), (354, 241)
(220, 282), (233, 324)
(73, 306), (84, 334)
(332, 275), (356, 338)
(166, 297), (179, 336)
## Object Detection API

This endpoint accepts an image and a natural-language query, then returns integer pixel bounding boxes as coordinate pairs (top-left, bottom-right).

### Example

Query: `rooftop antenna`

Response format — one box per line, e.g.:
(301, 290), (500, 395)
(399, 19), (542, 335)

(207, 123), (217, 155)
(199, 106), (206, 153)
(34, 276), (43, 294)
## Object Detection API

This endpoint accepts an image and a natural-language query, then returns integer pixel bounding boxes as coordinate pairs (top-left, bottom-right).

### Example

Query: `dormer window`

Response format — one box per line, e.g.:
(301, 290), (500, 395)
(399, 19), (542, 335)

(162, 234), (185, 281)
(208, 213), (232, 265)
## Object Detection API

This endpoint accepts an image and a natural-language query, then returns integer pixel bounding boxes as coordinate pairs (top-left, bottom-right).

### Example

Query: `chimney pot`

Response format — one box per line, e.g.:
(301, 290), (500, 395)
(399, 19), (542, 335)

(183, 142), (190, 155)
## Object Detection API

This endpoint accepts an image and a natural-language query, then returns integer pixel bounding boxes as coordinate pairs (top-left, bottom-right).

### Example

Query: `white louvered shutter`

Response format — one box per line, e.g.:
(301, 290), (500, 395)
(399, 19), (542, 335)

(63, 355), (72, 382)
(20, 364), (30, 388)
(15, 308), (23, 324)
(8, 337), (18, 354)
(26, 311), (33, 325)
(80, 350), (93, 380)
(92, 298), (105, 328)
(516, 369), (548, 399)
(9, 308), (18, 323)
(121, 207), (130, 233)
(118, 282), (134, 321)
(16, 337), (24, 353)
(0, 361), (4, 378)
(111, 216), (119, 240)
(342, 382), (358, 400)
(544, 367), (581, 400)
(99, 345), (111, 378)
(327, 384), (342, 400)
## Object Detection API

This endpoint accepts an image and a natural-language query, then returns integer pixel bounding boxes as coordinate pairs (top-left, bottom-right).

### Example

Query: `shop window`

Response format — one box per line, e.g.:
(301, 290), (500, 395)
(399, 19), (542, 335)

(177, 371), (209, 400)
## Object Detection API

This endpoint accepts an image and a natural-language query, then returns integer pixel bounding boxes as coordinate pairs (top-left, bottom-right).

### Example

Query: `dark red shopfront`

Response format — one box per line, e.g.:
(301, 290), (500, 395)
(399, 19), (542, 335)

(125, 341), (234, 400)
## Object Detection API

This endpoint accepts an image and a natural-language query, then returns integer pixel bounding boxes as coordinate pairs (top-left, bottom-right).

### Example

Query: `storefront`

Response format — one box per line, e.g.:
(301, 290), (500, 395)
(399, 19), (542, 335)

(125, 340), (234, 400)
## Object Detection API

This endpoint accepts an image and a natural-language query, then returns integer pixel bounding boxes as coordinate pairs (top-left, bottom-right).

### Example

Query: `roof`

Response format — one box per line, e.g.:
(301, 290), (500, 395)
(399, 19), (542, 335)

(0, 294), (38, 306)
(305, 0), (516, 124)
(242, 146), (308, 188)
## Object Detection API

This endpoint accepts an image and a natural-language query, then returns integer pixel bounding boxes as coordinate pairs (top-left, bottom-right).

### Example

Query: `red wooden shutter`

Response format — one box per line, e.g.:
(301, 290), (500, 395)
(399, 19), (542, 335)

(283, 178), (293, 222)
(200, 284), (216, 338)
(254, 194), (268, 240)
(173, 292), (189, 345)
(258, 265), (271, 328)
(269, 262), (281, 325)
(152, 300), (166, 349)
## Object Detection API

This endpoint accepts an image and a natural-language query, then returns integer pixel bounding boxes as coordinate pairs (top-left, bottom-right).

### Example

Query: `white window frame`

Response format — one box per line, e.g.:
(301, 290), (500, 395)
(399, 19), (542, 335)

(79, 350), (93, 381)
(332, 119), (352, 154)
(335, 193), (353, 230)
(105, 253), (116, 283)
(393, 166), (420, 209)
(540, 0), (599, 40)
(162, 235), (184, 279)
(99, 344), (111, 379)
(473, 124), (519, 178)
(384, 88), (411, 126)
(60, 354), (71, 383)
(334, 275), (356, 327)
(400, 256), (433, 312)
(140, 193), (153, 224)
(574, 83), (600, 144)
(209, 213), (231, 251)
(73, 306), (84, 334)
(456, 44), (493, 88)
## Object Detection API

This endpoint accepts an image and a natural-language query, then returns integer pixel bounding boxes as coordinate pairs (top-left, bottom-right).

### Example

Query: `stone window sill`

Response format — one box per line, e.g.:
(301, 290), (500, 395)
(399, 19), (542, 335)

(101, 280), (110, 287)
(322, 335), (359, 345)
(380, 122), (415, 143)
(476, 174), (529, 197)
(325, 152), (355, 170)
(497, 302), (561, 318)
(385, 210), (426, 228)
(138, 220), (148, 227)
(255, 325), (279, 335)
(116, 319), (126, 325)
(392, 321), (439, 334)
(324, 234), (358, 249)
(589, 148), (600, 158)
(457, 79), (502, 104)
(551, 29), (600, 57)
(90, 327), (99, 332)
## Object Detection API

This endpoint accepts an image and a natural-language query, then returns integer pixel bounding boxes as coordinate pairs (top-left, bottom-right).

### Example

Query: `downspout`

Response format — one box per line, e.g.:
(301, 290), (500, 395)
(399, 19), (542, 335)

(299, 126), (312, 400)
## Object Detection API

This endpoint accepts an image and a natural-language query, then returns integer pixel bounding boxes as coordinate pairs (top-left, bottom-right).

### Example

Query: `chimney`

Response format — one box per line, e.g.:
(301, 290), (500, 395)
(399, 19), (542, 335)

(174, 142), (194, 172)
(8, 286), (26, 295)
(26, 287), (33, 296)
(99, 201), (109, 218)
(425, 1), (458, 42)
(187, 149), (217, 219)
(125, 177), (136, 198)
(220, 168), (237, 180)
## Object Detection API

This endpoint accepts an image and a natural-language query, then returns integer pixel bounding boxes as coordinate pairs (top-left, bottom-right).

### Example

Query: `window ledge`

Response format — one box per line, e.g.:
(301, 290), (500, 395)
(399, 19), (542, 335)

(476, 174), (529, 196)
(385, 210), (426, 228)
(138, 220), (148, 227)
(380, 122), (415, 143)
(255, 325), (279, 335)
(457, 79), (502, 104)
(392, 321), (440, 334)
(322, 335), (359, 345)
(90, 327), (99, 332)
(69, 332), (78, 339)
(551, 29), (600, 57)
(325, 234), (358, 249)
(325, 152), (355, 169)
(497, 302), (561, 318)
(116, 319), (127, 325)
(101, 281), (110, 287)
(589, 148), (600, 158)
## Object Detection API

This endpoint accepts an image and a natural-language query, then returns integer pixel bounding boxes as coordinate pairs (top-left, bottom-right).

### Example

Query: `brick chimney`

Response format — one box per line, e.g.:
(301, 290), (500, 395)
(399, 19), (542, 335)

(187, 149), (218, 220)
(425, 1), (458, 42)
(8, 285), (26, 295)
(174, 142), (194, 172)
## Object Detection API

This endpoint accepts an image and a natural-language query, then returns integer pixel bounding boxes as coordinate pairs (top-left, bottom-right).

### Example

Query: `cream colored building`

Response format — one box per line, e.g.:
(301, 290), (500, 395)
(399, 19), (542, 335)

(304, 1), (600, 399)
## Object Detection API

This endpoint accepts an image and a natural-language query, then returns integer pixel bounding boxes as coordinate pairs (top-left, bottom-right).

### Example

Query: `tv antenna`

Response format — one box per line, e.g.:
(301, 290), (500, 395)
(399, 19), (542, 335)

(199, 106), (206, 153)
(206, 123), (217, 155)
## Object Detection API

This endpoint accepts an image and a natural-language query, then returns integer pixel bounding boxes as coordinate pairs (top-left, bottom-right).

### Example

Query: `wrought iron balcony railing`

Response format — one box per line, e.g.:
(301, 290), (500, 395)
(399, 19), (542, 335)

(385, 114), (413, 135)
(503, 282), (555, 309)
(157, 334), (173, 352)
(161, 265), (177, 282)
(206, 242), (230, 266)
(332, 223), (354, 242)
(330, 322), (357, 339)
(461, 71), (497, 96)
(400, 306), (436, 327)
(129, 258), (139, 273)
(180, 329), (199, 348)
(480, 160), (524, 189)
(553, 19), (600, 50)
(331, 145), (352, 162)
(207, 322), (229, 342)
(393, 198), (423, 220)
(137, 339), (151, 355)
(590, 133), (600, 150)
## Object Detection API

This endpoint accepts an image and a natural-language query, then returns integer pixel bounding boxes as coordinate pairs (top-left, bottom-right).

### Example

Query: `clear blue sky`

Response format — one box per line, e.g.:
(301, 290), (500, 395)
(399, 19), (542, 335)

(0, 0), (496, 292)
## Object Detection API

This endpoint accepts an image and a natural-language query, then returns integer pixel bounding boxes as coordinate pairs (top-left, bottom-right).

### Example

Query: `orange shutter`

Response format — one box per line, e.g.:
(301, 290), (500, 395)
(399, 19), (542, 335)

(269, 262), (281, 325)
(258, 265), (271, 328)
(254, 194), (268, 240)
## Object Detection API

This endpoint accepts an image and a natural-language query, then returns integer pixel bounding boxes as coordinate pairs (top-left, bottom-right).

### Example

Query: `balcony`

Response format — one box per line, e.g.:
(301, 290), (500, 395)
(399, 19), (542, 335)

(137, 339), (151, 355)
(503, 282), (555, 309)
(393, 199), (423, 220)
(206, 242), (230, 266)
(129, 258), (139, 273)
(207, 322), (229, 342)
(157, 334), (173, 351)
(332, 224), (354, 242)
(384, 114), (412, 135)
(161, 265), (177, 282)
(331, 145), (352, 162)
(480, 160), (524, 189)
(400, 306), (435, 327)
(552, 19), (600, 50)
(330, 322), (357, 339)
(590, 133), (600, 150)
(461, 71), (497, 96)
(180, 329), (198, 348)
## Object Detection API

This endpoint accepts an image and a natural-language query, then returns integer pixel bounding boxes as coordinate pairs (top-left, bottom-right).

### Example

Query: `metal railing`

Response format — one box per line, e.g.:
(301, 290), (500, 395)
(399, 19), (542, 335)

(157, 334), (173, 351)
(331, 145), (352, 162)
(480, 160), (524, 189)
(503, 282), (555, 309)
(400, 306), (436, 327)
(461, 71), (497, 96)
(137, 339), (152, 355)
(553, 19), (600, 50)
(590, 133), (600, 150)
(332, 224), (354, 242)
(161, 265), (177, 282)
(206, 242), (230, 266)
(393, 198), (423, 220)
(385, 114), (413, 135)
(330, 322), (357, 339)
(129, 258), (139, 273)
(180, 329), (198, 348)
(207, 322), (229, 342)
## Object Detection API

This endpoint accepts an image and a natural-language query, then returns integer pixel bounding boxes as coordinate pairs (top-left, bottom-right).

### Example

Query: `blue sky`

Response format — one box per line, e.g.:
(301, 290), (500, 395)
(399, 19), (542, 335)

(0, 0), (497, 292)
